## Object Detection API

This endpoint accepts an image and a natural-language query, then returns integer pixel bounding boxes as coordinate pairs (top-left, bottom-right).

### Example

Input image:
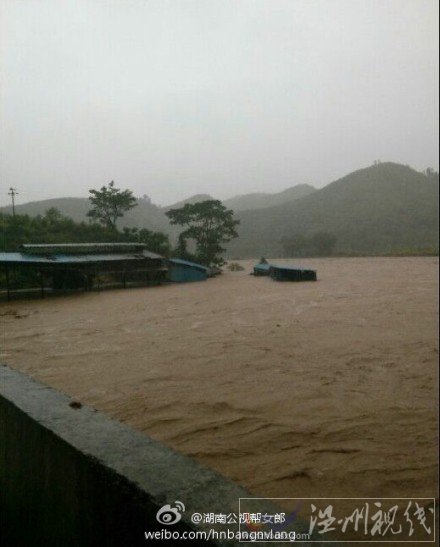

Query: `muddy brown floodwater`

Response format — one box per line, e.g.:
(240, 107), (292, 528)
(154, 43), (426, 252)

(1, 257), (438, 507)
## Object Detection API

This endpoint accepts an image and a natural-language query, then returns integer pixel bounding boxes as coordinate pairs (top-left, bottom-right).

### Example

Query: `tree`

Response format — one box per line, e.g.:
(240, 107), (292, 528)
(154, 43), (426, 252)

(121, 227), (171, 256)
(166, 200), (239, 266)
(0, 209), (171, 255)
(173, 233), (196, 262)
(87, 181), (137, 229)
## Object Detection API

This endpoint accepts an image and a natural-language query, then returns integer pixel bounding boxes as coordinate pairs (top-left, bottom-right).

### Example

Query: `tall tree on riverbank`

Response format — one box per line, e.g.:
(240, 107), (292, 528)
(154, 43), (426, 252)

(87, 181), (137, 229)
(166, 200), (239, 266)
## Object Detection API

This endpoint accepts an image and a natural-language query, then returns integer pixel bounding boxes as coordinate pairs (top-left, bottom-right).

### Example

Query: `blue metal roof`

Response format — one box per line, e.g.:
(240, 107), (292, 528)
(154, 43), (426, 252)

(270, 263), (316, 272)
(169, 258), (208, 271)
(22, 243), (145, 249)
(0, 252), (160, 264)
(0, 253), (55, 264)
(254, 263), (271, 271)
(20, 243), (162, 260)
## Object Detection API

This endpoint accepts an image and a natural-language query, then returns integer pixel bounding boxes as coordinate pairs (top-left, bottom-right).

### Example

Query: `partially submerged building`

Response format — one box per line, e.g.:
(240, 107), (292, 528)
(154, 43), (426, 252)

(253, 261), (317, 281)
(253, 263), (271, 276)
(269, 264), (317, 282)
(167, 258), (208, 283)
(0, 243), (166, 299)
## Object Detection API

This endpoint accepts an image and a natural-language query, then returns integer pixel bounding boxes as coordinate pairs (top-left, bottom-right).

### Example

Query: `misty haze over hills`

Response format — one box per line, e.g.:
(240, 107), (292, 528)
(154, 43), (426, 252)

(1, 162), (438, 256)
(229, 163), (439, 257)
(1, 182), (315, 233)
(2, 2), (438, 206)
(162, 194), (214, 212)
(222, 184), (316, 211)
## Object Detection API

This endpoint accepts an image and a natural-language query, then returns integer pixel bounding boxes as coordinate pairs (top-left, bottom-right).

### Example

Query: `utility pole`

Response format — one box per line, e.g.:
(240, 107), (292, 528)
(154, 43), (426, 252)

(8, 187), (18, 217)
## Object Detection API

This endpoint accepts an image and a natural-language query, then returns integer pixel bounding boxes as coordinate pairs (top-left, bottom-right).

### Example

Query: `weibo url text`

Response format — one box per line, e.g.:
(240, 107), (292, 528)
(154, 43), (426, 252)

(145, 528), (310, 542)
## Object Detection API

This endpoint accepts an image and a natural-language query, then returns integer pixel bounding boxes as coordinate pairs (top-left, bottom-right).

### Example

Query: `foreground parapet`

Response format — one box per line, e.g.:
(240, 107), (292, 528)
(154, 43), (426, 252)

(0, 365), (323, 546)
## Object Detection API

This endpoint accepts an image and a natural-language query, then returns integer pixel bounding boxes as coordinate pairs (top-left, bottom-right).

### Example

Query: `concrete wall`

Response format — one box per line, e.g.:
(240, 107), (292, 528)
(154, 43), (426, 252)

(0, 365), (321, 546)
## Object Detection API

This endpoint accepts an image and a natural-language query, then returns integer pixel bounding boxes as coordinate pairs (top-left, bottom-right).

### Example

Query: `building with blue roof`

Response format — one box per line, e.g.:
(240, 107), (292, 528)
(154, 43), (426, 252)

(0, 243), (167, 299)
(167, 258), (208, 283)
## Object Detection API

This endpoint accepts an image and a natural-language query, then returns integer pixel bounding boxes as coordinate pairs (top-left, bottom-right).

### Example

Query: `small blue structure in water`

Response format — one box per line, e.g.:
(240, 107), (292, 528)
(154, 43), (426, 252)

(167, 258), (208, 283)
(253, 263), (271, 276)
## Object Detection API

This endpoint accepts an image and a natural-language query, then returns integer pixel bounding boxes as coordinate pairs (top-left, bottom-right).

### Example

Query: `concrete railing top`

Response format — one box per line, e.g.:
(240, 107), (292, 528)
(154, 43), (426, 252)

(0, 364), (325, 546)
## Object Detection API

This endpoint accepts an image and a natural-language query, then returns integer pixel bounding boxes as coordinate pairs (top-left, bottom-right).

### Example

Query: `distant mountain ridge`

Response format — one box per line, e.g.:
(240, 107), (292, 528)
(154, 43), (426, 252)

(162, 194), (214, 211)
(2, 163), (438, 255)
(227, 163), (439, 257)
(1, 196), (171, 234)
(1, 183), (315, 232)
(223, 184), (316, 211)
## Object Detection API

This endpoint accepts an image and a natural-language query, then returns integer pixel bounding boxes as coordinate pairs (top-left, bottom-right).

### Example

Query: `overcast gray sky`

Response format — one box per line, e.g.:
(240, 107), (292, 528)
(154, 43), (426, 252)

(1, 0), (438, 207)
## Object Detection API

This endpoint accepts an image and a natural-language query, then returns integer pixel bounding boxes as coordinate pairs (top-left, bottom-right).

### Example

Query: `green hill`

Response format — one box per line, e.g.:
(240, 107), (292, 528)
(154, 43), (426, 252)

(223, 184), (316, 211)
(227, 163), (439, 257)
(1, 196), (172, 234)
(162, 194), (214, 211)
(0, 193), (217, 237)
(2, 163), (438, 256)
(1, 197), (91, 223)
